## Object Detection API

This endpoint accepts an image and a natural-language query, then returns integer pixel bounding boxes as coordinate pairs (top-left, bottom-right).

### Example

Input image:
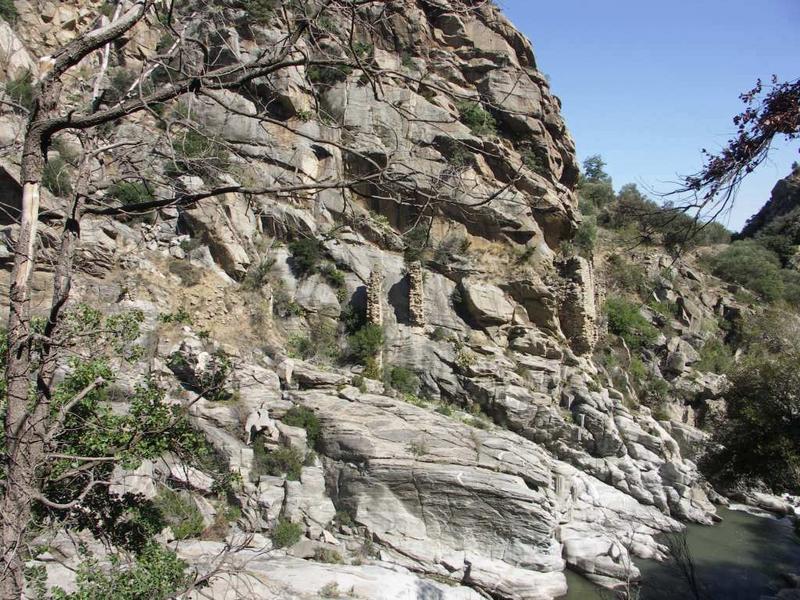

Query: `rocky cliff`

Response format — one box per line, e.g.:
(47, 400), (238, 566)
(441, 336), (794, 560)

(740, 165), (800, 240)
(0, 2), (737, 598)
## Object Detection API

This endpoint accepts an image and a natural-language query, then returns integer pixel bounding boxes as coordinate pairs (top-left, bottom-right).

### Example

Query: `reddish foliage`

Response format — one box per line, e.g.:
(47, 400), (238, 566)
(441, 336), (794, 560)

(682, 77), (799, 212)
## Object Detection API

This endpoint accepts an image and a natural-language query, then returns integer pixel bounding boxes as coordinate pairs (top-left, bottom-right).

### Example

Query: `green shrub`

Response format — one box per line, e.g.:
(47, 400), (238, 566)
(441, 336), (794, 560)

(695, 337), (733, 373)
(5, 70), (33, 112)
(351, 374), (366, 392)
(442, 140), (473, 168)
(703, 348), (800, 492)
(340, 302), (367, 334)
(267, 280), (302, 317)
(643, 377), (671, 405)
(521, 147), (549, 177)
(282, 406), (321, 449)
(651, 402), (671, 421)
(110, 180), (153, 206)
(167, 348), (232, 401)
(403, 220), (431, 263)
(6, 71), (36, 110)
(242, 257), (276, 291)
(695, 221), (732, 246)
(347, 323), (383, 364)
(288, 237), (322, 277)
(320, 582), (341, 598)
(271, 518), (303, 549)
(627, 356), (671, 407)
(288, 318), (337, 361)
(42, 157), (73, 198)
(401, 52), (416, 70)
(106, 68), (136, 104)
(648, 299), (680, 321)
(158, 307), (192, 325)
(464, 416), (489, 430)
(407, 439), (428, 456)
(780, 268), (800, 308)
(170, 130), (230, 178)
(287, 335), (314, 360)
(319, 263), (345, 288)
(573, 216), (597, 257)
(254, 441), (304, 481)
(629, 356), (647, 381)
(434, 404), (453, 416)
(456, 100), (497, 137)
(0, 0), (18, 21)
(598, 183), (653, 230)
(362, 356), (382, 380)
(604, 296), (658, 350)
(307, 65), (352, 86)
(152, 488), (205, 540)
(313, 547), (343, 564)
(706, 240), (786, 302)
(333, 509), (354, 527)
(605, 254), (649, 296)
(389, 366), (420, 395)
(48, 543), (189, 600)
(430, 326), (448, 342)
(242, 0), (278, 23)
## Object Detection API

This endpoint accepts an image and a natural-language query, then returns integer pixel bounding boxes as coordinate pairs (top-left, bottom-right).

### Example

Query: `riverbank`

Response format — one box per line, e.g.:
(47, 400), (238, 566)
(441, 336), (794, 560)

(559, 506), (800, 599)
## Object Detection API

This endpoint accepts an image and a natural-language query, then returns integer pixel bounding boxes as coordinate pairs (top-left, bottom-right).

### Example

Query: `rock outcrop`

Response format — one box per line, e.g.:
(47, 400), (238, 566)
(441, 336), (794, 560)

(0, 2), (737, 599)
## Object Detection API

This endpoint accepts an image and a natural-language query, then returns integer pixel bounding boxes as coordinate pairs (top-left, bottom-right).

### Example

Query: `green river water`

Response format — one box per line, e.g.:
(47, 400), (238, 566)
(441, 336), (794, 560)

(560, 506), (800, 600)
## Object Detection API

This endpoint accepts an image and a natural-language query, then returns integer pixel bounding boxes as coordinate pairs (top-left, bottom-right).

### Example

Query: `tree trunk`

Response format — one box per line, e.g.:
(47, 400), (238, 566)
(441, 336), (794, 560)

(1, 179), (42, 599)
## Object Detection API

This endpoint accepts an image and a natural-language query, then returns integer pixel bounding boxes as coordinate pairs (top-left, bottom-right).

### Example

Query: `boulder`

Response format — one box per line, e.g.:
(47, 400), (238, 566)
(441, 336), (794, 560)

(461, 277), (515, 326)
(0, 21), (36, 79)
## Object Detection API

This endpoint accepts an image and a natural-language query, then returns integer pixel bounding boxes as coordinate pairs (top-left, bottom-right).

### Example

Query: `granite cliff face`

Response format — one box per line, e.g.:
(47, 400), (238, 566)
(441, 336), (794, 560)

(0, 2), (731, 598)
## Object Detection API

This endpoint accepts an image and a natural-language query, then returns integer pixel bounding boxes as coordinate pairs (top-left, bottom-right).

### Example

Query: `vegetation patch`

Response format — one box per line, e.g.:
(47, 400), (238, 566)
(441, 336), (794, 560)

(695, 337), (733, 373)
(705, 239), (800, 306)
(42, 157), (73, 198)
(282, 406), (322, 449)
(253, 439), (304, 481)
(271, 518), (303, 548)
(288, 237), (322, 277)
(521, 146), (549, 177)
(6, 70), (34, 111)
(605, 254), (649, 297)
(456, 100), (497, 137)
(152, 488), (205, 540)
(703, 347), (800, 492)
(0, 0), (19, 21)
(242, 0), (278, 23)
(604, 296), (658, 350)
(307, 65), (353, 87)
(347, 323), (383, 364)
(170, 129), (230, 179)
(313, 547), (343, 564)
(45, 543), (189, 600)
(389, 366), (420, 395)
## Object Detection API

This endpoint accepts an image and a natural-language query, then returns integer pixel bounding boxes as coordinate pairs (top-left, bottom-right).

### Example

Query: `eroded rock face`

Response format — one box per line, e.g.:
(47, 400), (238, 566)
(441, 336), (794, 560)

(8, 3), (737, 600)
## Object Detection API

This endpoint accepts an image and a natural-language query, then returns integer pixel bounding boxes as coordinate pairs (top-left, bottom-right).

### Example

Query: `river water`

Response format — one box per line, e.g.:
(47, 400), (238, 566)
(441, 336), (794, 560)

(560, 506), (800, 599)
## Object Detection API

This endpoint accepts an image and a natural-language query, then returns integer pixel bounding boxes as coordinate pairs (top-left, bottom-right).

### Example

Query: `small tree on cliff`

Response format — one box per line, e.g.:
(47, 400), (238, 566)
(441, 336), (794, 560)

(0, 0), (515, 596)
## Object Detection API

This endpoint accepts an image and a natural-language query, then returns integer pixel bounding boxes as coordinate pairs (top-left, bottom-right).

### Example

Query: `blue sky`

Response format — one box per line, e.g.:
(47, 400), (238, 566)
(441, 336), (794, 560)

(499, 0), (800, 231)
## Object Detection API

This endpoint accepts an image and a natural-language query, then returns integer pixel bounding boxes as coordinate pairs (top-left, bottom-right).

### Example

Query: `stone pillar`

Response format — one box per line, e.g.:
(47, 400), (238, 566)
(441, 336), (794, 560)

(558, 256), (598, 355)
(366, 269), (383, 326)
(366, 269), (384, 373)
(407, 261), (425, 327)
